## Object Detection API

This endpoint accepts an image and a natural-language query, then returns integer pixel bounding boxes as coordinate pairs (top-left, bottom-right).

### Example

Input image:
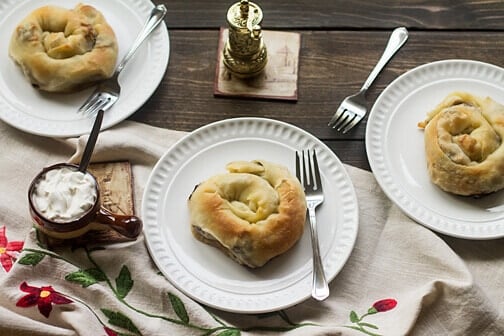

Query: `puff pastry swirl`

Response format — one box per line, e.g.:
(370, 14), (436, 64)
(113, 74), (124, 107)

(188, 160), (306, 268)
(9, 4), (118, 93)
(418, 92), (504, 196)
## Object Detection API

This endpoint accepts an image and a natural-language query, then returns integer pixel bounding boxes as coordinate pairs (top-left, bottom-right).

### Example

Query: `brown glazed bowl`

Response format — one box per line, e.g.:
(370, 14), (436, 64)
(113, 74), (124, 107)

(28, 163), (142, 240)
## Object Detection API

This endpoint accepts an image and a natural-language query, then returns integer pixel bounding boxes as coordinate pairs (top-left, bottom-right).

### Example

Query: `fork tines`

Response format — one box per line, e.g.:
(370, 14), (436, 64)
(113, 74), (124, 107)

(328, 108), (358, 133)
(296, 149), (322, 192)
(78, 93), (114, 117)
(327, 92), (367, 134)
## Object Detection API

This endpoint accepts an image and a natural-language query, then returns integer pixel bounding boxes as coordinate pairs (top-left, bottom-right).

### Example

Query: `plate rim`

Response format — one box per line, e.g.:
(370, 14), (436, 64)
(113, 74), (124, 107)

(365, 59), (504, 240)
(0, 0), (169, 137)
(142, 117), (359, 313)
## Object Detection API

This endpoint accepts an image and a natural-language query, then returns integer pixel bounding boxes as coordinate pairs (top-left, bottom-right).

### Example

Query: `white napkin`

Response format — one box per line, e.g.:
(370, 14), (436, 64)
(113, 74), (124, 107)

(0, 120), (502, 335)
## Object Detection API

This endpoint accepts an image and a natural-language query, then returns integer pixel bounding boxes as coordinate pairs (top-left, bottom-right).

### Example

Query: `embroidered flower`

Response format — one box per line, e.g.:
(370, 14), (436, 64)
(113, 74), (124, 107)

(16, 282), (73, 318)
(371, 298), (397, 313)
(346, 298), (398, 335)
(104, 327), (118, 336)
(0, 226), (24, 272)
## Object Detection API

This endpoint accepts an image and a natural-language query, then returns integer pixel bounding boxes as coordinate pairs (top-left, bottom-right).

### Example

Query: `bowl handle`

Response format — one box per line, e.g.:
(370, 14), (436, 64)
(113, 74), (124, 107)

(95, 206), (143, 239)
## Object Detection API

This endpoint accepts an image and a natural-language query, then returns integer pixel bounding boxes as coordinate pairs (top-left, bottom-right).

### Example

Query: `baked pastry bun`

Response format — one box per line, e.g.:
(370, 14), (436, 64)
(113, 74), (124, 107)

(188, 160), (307, 268)
(418, 92), (504, 196)
(9, 4), (118, 92)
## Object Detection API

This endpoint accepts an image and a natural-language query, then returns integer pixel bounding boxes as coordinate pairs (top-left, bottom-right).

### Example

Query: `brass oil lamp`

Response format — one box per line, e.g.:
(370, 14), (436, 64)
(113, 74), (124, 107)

(223, 0), (267, 78)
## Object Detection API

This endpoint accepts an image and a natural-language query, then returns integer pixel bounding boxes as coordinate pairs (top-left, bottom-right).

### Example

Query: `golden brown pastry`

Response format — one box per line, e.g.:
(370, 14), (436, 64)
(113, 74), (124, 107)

(418, 92), (504, 196)
(188, 160), (307, 268)
(9, 4), (118, 92)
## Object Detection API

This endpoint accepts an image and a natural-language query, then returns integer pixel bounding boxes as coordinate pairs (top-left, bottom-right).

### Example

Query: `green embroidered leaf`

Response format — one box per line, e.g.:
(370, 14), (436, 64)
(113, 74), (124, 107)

(116, 265), (134, 299)
(359, 322), (379, 329)
(367, 307), (378, 314)
(349, 310), (359, 323)
(18, 252), (45, 266)
(65, 268), (107, 287)
(168, 292), (189, 324)
(101, 309), (140, 335)
(217, 329), (241, 336)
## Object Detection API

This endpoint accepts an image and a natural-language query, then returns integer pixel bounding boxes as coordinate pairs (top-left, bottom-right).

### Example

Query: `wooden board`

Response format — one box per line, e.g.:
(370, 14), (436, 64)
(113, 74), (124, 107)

(214, 28), (300, 101)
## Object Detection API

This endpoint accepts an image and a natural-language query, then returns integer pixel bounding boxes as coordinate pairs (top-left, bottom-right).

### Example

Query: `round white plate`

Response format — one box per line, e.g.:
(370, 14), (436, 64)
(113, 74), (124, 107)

(142, 118), (359, 313)
(0, 0), (169, 137)
(366, 59), (504, 239)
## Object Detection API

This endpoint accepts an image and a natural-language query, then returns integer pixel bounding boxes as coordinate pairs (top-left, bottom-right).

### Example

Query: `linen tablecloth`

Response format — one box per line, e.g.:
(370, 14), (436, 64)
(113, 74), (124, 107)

(0, 119), (502, 336)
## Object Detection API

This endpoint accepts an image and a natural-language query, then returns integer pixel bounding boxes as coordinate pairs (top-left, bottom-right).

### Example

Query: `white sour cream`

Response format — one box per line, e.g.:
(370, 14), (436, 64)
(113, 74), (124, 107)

(32, 167), (97, 222)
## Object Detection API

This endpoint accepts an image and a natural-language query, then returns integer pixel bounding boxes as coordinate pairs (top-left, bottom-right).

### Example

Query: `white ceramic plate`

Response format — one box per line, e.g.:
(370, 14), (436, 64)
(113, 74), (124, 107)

(0, 0), (169, 137)
(142, 118), (359, 313)
(366, 59), (504, 239)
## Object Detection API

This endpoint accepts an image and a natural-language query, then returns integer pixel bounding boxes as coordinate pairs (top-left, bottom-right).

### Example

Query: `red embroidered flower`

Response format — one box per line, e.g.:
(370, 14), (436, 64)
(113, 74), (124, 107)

(16, 282), (73, 318)
(372, 298), (397, 312)
(104, 327), (118, 336)
(0, 226), (24, 272)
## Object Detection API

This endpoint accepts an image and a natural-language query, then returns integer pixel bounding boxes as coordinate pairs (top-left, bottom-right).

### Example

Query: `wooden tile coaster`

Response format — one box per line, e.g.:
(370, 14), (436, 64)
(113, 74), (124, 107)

(40, 161), (136, 247)
(214, 28), (301, 101)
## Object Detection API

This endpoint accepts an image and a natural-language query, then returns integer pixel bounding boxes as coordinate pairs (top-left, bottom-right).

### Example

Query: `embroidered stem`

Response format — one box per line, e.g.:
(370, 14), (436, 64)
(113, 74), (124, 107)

(344, 325), (382, 336)
(83, 247), (211, 332)
(17, 246), (397, 335)
(23, 247), (80, 267)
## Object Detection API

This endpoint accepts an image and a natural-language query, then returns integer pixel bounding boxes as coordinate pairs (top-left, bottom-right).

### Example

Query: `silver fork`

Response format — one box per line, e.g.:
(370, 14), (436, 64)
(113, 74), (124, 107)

(328, 27), (408, 133)
(296, 149), (329, 301)
(78, 4), (167, 117)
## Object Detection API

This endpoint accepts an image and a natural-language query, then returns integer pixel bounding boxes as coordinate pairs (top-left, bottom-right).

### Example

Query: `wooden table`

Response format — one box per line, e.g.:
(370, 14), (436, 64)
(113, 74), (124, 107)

(130, 0), (504, 171)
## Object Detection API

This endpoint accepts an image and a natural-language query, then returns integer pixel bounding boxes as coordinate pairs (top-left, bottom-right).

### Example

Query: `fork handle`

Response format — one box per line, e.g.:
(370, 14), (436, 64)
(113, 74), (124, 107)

(116, 4), (167, 74)
(360, 27), (408, 93)
(307, 207), (330, 301)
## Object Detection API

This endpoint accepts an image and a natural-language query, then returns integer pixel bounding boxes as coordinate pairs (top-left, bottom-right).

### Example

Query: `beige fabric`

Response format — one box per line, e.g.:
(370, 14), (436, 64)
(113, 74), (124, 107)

(0, 119), (502, 335)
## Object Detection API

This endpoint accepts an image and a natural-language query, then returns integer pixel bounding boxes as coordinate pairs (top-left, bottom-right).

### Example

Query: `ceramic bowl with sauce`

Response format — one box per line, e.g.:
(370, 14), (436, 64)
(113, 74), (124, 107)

(28, 163), (142, 240)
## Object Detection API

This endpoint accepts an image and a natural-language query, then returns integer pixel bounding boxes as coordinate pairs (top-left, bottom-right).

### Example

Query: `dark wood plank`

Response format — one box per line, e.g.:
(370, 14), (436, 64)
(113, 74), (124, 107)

(155, 0), (504, 30)
(326, 141), (370, 171)
(130, 30), (504, 140)
(130, 1), (504, 172)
